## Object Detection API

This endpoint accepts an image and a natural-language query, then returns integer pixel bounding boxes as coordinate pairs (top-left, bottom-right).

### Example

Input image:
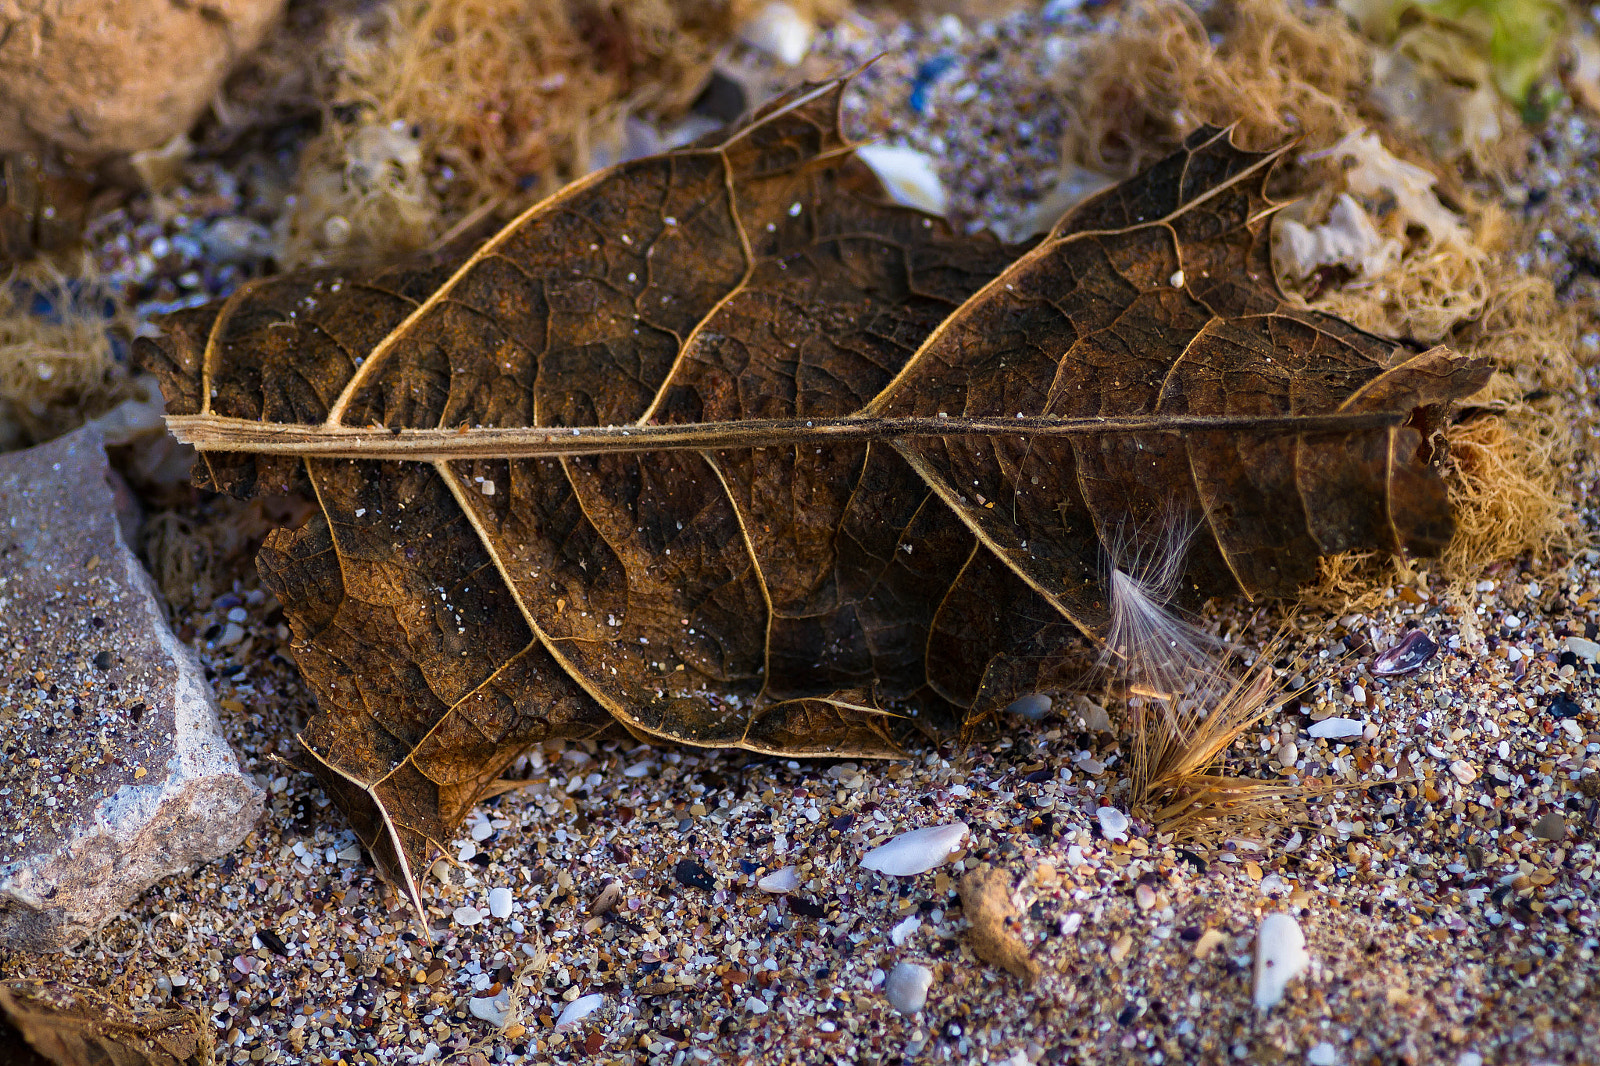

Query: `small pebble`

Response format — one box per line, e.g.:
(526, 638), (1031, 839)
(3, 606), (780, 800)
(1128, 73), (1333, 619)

(591, 880), (622, 914)
(452, 906), (483, 927)
(674, 859), (716, 891)
(1450, 760), (1478, 785)
(1308, 718), (1364, 740)
(1135, 884), (1156, 910)
(1004, 693), (1052, 720)
(1096, 806), (1129, 842)
(1253, 913), (1310, 1010)
(487, 887), (513, 919)
(745, 996), (769, 1015)
(884, 962), (934, 1014)
(758, 866), (799, 893)
(861, 822), (968, 876)
(1307, 1042), (1339, 1065)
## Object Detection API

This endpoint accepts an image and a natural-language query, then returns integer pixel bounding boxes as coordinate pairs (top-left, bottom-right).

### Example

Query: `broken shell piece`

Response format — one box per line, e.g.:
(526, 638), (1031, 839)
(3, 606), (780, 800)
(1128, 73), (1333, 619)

(1275, 193), (1402, 281)
(1253, 913), (1310, 1010)
(554, 993), (603, 1031)
(1371, 628), (1439, 676)
(861, 822), (968, 876)
(885, 962), (933, 1014)
(757, 866), (800, 893)
(1308, 717), (1364, 740)
(890, 915), (921, 946)
(855, 144), (948, 216)
(591, 880), (623, 915)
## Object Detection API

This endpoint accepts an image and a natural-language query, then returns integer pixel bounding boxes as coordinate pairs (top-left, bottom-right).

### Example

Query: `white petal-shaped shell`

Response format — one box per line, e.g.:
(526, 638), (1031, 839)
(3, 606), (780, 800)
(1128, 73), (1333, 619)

(1096, 806), (1130, 843)
(861, 822), (968, 876)
(1307, 717), (1364, 739)
(757, 866), (799, 893)
(856, 144), (948, 216)
(554, 993), (605, 1031)
(1253, 913), (1310, 1010)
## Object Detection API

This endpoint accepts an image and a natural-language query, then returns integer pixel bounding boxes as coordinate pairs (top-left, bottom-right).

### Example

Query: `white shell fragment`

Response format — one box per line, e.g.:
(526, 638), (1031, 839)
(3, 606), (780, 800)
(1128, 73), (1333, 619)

(487, 887), (513, 919)
(1307, 717), (1364, 740)
(1096, 806), (1130, 843)
(890, 915), (922, 946)
(452, 906), (484, 927)
(1253, 913), (1311, 1010)
(861, 822), (968, 876)
(855, 144), (948, 216)
(738, 2), (812, 66)
(884, 962), (934, 1014)
(1307, 1041), (1340, 1065)
(468, 988), (511, 1028)
(757, 866), (800, 893)
(1275, 193), (1400, 281)
(554, 993), (604, 1031)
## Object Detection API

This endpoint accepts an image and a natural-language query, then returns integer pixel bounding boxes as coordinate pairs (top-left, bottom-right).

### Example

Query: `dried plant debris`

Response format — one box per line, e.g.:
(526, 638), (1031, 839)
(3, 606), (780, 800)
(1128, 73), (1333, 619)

(139, 73), (1492, 912)
(273, 0), (758, 266)
(1061, 0), (1581, 602)
(0, 277), (139, 452)
(0, 983), (211, 1066)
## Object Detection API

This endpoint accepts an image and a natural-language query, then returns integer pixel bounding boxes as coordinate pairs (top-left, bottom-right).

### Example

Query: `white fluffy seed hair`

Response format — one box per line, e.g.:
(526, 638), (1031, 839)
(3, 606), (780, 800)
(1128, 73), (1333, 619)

(1099, 506), (1224, 703)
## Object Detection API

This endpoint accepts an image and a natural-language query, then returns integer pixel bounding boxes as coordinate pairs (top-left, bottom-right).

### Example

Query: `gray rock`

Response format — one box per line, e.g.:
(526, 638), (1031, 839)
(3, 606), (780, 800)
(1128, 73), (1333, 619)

(0, 427), (262, 950)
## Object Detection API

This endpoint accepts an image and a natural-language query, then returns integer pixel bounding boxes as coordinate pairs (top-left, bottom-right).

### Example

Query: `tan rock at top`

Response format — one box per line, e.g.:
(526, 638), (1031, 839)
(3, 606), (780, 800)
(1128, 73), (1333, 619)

(0, 0), (287, 157)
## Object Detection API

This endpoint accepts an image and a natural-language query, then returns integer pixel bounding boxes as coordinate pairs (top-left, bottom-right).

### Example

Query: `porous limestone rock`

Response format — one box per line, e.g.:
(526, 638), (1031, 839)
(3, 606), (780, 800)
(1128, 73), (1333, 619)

(0, 0), (286, 157)
(0, 426), (262, 950)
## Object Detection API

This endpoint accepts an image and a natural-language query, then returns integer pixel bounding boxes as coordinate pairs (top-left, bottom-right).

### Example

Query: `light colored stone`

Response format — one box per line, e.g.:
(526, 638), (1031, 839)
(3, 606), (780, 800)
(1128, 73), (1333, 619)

(1004, 693), (1052, 720)
(0, 427), (262, 951)
(0, 0), (287, 156)
(884, 962), (933, 1014)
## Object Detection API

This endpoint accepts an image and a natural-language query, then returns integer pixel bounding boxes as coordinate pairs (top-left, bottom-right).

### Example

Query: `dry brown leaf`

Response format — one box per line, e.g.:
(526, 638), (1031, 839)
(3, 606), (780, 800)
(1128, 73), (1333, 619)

(0, 984), (211, 1066)
(958, 865), (1039, 984)
(138, 75), (1489, 914)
